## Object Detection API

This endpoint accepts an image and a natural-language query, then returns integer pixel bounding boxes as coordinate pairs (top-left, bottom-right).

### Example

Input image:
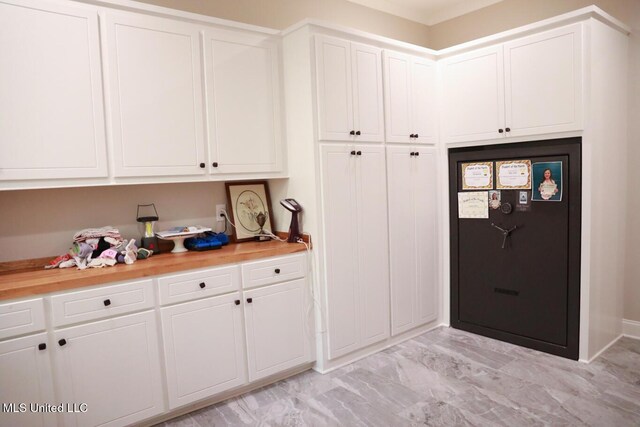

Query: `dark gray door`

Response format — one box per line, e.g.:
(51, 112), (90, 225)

(449, 138), (581, 359)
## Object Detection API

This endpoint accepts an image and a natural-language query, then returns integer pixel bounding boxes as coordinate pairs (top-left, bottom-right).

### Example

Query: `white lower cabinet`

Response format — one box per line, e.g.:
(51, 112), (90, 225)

(244, 279), (311, 381)
(161, 293), (247, 409)
(387, 147), (438, 336)
(53, 310), (164, 427)
(0, 333), (56, 427)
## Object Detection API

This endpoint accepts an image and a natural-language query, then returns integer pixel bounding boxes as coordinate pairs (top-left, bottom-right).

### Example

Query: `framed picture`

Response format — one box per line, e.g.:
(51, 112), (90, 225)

(225, 181), (274, 242)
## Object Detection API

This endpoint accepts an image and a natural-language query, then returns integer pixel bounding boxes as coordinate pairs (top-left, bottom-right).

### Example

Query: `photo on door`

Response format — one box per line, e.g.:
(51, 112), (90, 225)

(532, 161), (563, 201)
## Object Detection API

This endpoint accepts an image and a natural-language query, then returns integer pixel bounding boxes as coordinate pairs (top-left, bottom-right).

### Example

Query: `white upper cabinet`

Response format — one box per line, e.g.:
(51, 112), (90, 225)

(384, 51), (437, 144)
(0, 0), (107, 182)
(504, 23), (583, 137)
(103, 11), (206, 177)
(315, 36), (384, 142)
(441, 23), (583, 143)
(441, 45), (505, 143)
(203, 30), (282, 174)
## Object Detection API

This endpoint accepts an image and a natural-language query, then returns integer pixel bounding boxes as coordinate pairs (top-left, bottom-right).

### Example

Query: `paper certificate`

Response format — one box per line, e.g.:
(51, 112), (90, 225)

(462, 162), (493, 190)
(458, 192), (489, 219)
(496, 160), (531, 189)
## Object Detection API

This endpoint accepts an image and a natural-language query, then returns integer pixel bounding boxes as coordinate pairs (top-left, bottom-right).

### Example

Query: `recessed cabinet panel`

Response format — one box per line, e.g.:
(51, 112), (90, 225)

(204, 30), (281, 174)
(441, 45), (505, 143)
(0, 0), (107, 181)
(54, 311), (164, 427)
(316, 36), (354, 141)
(384, 53), (412, 142)
(355, 146), (390, 346)
(351, 43), (385, 142)
(104, 11), (205, 177)
(504, 23), (583, 137)
(411, 59), (438, 144)
(321, 145), (359, 359)
(161, 294), (246, 409)
(244, 280), (310, 381)
(0, 333), (56, 427)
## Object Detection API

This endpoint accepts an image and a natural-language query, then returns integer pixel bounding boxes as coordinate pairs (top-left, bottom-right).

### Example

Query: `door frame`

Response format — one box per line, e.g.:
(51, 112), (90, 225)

(448, 137), (581, 359)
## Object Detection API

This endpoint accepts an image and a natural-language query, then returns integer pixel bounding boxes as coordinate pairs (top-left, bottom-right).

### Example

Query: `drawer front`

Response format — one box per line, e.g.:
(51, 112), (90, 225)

(0, 298), (45, 340)
(51, 279), (154, 327)
(242, 254), (306, 289)
(158, 265), (240, 306)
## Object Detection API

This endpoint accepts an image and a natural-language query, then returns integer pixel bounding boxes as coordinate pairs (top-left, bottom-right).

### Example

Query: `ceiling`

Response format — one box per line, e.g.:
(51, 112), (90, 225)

(346, 0), (505, 26)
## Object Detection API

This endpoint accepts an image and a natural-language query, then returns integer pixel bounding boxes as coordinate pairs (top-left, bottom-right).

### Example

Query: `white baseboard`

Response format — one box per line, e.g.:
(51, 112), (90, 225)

(623, 319), (640, 340)
(586, 333), (623, 363)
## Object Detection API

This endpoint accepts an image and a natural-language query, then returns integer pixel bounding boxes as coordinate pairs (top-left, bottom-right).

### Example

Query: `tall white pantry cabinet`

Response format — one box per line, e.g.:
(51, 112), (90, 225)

(278, 25), (442, 371)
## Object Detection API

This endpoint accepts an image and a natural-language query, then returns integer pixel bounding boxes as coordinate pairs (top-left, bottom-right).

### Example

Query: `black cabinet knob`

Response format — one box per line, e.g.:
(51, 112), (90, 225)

(410, 152), (415, 156)
(410, 134), (415, 138)
(350, 150), (356, 155)
(415, 152), (420, 156)
(414, 133), (419, 138)
(275, 268), (281, 274)
(498, 129), (504, 133)
(212, 162), (218, 168)
(103, 299), (111, 307)
(505, 127), (511, 132)
(235, 300), (240, 305)
(58, 339), (67, 347)
(356, 151), (362, 156)
(199, 282), (206, 289)
(199, 163), (205, 168)
(349, 130), (355, 135)
(247, 298), (253, 303)
(355, 131), (361, 135)
(38, 343), (46, 351)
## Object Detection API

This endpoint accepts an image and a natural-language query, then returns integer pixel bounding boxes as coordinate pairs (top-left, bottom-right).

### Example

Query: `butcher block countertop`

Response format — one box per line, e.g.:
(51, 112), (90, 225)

(0, 239), (308, 301)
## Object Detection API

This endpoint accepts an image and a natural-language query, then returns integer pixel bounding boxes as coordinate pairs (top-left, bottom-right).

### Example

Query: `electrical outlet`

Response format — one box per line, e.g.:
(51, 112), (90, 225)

(215, 204), (226, 222)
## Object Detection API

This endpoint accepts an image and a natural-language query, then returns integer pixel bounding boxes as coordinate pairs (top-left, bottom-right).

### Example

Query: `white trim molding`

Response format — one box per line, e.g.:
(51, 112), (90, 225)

(623, 319), (640, 340)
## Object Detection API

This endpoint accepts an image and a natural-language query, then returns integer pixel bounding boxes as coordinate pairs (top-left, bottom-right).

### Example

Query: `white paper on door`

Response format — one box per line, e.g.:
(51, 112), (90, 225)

(462, 162), (493, 190)
(496, 160), (532, 189)
(458, 192), (489, 219)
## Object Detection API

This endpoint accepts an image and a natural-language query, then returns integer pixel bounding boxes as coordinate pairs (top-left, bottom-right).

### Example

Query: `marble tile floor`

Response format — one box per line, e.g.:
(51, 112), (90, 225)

(160, 327), (640, 426)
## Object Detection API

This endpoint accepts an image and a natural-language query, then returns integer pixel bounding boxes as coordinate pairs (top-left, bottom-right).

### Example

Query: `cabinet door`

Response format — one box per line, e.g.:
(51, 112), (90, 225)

(414, 148), (438, 326)
(411, 58), (438, 144)
(104, 11), (205, 177)
(54, 311), (164, 427)
(244, 280), (311, 381)
(386, 147), (418, 335)
(355, 145), (390, 347)
(383, 51), (412, 143)
(504, 23), (583, 137)
(161, 293), (246, 409)
(0, 333), (55, 427)
(441, 45), (505, 143)
(351, 42), (384, 142)
(204, 30), (282, 174)
(320, 144), (359, 359)
(315, 36), (354, 141)
(0, 0), (107, 181)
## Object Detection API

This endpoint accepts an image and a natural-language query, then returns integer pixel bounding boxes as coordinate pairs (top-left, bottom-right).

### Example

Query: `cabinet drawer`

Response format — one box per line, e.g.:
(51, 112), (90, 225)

(0, 298), (45, 340)
(51, 279), (154, 327)
(158, 265), (240, 305)
(242, 254), (306, 289)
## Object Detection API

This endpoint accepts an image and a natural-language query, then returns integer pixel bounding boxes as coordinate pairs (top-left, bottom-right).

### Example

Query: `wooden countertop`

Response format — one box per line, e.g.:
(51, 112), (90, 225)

(0, 240), (308, 301)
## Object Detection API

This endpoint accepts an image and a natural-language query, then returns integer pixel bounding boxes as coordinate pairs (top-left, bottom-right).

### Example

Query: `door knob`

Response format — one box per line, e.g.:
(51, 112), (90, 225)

(350, 150), (356, 155)
(58, 339), (67, 347)
(355, 131), (361, 135)
(103, 299), (111, 307)
(199, 163), (205, 168)
(415, 152), (419, 156)
(356, 151), (362, 156)
(274, 268), (281, 274)
(498, 129), (504, 133)
(235, 300), (240, 305)
(410, 134), (415, 138)
(410, 152), (415, 156)
(247, 298), (253, 303)
(349, 130), (355, 135)
(199, 282), (206, 289)
(38, 343), (47, 351)
(505, 127), (511, 132)
(212, 162), (218, 168)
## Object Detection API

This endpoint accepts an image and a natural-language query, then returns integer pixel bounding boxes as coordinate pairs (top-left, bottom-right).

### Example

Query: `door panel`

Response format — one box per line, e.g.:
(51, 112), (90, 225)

(383, 52), (412, 143)
(351, 43), (384, 142)
(449, 139), (581, 359)
(321, 145), (359, 359)
(412, 59), (438, 144)
(355, 145), (390, 346)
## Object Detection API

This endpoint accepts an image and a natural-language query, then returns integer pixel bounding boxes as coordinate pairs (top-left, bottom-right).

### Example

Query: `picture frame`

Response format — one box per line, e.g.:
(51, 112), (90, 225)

(225, 181), (274, 242)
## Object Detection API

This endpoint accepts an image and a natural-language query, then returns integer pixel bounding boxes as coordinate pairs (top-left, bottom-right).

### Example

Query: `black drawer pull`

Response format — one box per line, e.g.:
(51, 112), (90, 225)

(275, 268), (281, 274)
(58, 339), (67, 347)
(199, 282), (206, 289)
(494, 287), (519, 296)
(247, 298), (253, 303)
(350, 150), (356, 155)
(498, 129), (504, 133)
(103, 299), (111, 307)
(355, 130), (361, 135)
(415, 152), (419, 156)
(356, 151), (362, 156)
(199, 162), (205, 168)
(505, 127), (511, 132)
(349, 130), (355, 135)
(38, 343), (47, 351)
(234, 300), (240, 305)
(212, 162), (218, 168)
